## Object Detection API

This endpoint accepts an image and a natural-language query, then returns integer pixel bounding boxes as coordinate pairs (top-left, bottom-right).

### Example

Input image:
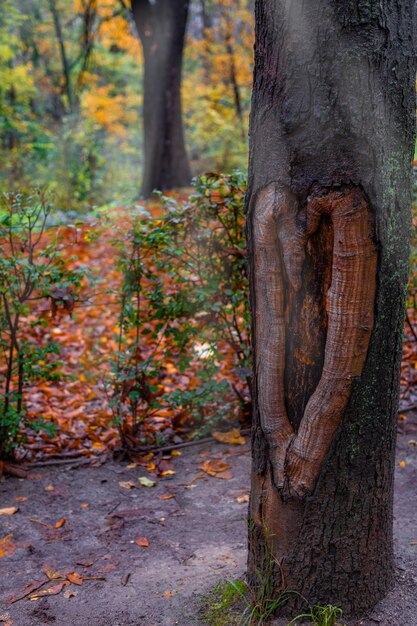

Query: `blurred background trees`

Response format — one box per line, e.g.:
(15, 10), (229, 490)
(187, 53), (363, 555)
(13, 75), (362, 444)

(0, 0), (254, 209)
(131, 0), (191, 197)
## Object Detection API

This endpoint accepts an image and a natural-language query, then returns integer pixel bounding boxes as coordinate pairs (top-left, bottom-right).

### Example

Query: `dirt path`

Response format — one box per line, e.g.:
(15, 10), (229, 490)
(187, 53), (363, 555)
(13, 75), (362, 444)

(1, 418), (416, 626)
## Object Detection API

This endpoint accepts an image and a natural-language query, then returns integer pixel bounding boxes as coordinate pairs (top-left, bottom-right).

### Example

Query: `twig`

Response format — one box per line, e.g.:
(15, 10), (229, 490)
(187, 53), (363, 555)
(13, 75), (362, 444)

(30, 458), (91, 468)
(107, 499), (122, 516)
(127, 428), (251, 455)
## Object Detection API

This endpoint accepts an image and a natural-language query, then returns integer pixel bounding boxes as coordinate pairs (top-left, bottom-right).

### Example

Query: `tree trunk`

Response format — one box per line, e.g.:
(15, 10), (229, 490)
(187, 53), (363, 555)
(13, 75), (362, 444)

(246, 0), (416, 617)
(48, 0), (77, 113)
(131, 0), (191, 198)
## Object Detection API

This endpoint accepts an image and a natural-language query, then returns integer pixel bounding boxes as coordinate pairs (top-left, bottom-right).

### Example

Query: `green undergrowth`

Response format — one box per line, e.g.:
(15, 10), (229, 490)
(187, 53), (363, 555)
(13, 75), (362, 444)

(200, 579), (345, 626)
(200, 579), (247, 625)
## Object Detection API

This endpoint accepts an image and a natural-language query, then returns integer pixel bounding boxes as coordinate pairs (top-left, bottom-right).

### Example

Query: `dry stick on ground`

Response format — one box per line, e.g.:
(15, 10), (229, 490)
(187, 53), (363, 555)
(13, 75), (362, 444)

(128, 428), (252, 455)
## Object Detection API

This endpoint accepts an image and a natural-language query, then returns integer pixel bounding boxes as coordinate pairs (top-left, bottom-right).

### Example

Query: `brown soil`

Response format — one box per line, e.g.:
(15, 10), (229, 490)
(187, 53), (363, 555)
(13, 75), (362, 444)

(0, 416), (416, 626)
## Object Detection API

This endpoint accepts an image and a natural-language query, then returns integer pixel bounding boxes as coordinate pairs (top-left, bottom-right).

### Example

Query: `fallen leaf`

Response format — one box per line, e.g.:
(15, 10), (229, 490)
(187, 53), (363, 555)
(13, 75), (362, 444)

(80, 503), (89, 508)
(66, 572), (84, 586)
(54, 518), (66, 529)
(163, 590), (176, 597)
(0, 508), (18, 516)
(146, 461), (156, 471)
(399, 460), (407, 467)
(135, 537), (149, 548)
(45, 485), (55, 492)
(0, 534), (16, 558)
(212, 429), (246, 445)
(15, 497), (28, 502)
(44, 568), (63, 581)
(127, 463), (137, 469)
(63, 589), (78, 599)
(171, 450), (181, 457)
(198, 460), (230, 476)
(96, 562), (117, 573)
(76, 559), (95, 567)
(138, 453), (154, 464)
(118, 481), (136, 490)
(399, 414), (407, 421)
(29, 582), (68, 600)
(160, 470), (176, 477)
(29, 518), (66, 529)
(6, 580), (46, 604)
(215, 471), (233, 480)
(237, 494), (249, 504)
(138, 476), (156, 488)
(159, 494), (175, 500)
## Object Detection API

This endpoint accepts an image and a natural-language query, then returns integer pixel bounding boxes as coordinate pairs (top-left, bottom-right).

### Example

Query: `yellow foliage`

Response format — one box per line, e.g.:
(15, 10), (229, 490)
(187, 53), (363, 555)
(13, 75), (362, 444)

(98, 16), (142, 58)
(82, 86), (141, 136)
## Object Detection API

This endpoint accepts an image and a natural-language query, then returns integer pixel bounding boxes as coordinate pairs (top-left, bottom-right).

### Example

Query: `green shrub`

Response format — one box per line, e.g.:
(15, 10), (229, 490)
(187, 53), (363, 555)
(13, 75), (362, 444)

(109, 172), (251, 447)
(0, 190), (87, 458)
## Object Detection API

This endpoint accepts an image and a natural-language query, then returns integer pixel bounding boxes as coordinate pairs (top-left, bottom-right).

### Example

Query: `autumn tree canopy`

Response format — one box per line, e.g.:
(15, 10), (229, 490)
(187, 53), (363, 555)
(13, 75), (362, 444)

(0, 0), (254, 208)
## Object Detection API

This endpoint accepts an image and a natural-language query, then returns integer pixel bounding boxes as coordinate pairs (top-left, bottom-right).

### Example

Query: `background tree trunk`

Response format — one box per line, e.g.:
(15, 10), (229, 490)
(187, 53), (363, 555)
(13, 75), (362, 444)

(131, 0), (191, 198)
(246, 0), (416, 616)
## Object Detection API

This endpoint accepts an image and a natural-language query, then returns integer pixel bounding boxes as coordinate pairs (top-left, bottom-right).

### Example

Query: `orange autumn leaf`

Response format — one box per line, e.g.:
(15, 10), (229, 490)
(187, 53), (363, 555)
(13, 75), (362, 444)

(44, 568), (63, 580)
(29, 582), (68, 600)
(135, 537), (149, 548)
(138, 453), (154, 464)
(212, 428), (245, 445)
(66, 572), (84, 585)
(215, 471), (233, 480)
(29, 517), (66, 529)
(160, 470), (176, 477)
(54, 518), (66, 529)
(197, 460), (230, 476)
(0, 534), (16, 558)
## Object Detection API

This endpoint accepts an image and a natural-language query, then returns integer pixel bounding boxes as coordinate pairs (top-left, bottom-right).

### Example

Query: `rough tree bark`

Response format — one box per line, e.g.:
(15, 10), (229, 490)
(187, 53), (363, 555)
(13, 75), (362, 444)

(131, 0), (191, 198)
(246, 0), (416, 616)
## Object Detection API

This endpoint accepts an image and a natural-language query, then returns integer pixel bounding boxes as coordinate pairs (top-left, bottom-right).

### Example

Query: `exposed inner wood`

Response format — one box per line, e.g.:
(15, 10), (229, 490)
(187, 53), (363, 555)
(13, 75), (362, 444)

(253, 185), (377, 498)
(252, 184), (299, 488)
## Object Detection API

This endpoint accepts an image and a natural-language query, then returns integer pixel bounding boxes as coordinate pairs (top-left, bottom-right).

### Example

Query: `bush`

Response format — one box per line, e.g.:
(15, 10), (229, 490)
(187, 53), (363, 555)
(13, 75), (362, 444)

(109, 172), (251, 447)
(0, 190), (87, 458)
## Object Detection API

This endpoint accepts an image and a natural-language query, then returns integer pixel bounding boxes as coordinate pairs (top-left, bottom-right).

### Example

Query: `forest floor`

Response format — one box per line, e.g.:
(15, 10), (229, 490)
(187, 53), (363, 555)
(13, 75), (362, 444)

(1, 193), (417, 625)
(0, 412), (416, 626)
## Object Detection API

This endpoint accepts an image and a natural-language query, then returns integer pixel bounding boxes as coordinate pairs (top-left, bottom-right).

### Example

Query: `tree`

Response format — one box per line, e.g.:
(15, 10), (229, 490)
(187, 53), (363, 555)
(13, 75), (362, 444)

(131, 0), (191, 198)
(246, 0), (416, 616)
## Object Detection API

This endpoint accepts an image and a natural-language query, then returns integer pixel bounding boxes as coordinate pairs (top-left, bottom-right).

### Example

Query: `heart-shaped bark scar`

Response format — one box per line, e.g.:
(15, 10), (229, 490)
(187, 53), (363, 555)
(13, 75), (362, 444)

(252, 183), (377, 498)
